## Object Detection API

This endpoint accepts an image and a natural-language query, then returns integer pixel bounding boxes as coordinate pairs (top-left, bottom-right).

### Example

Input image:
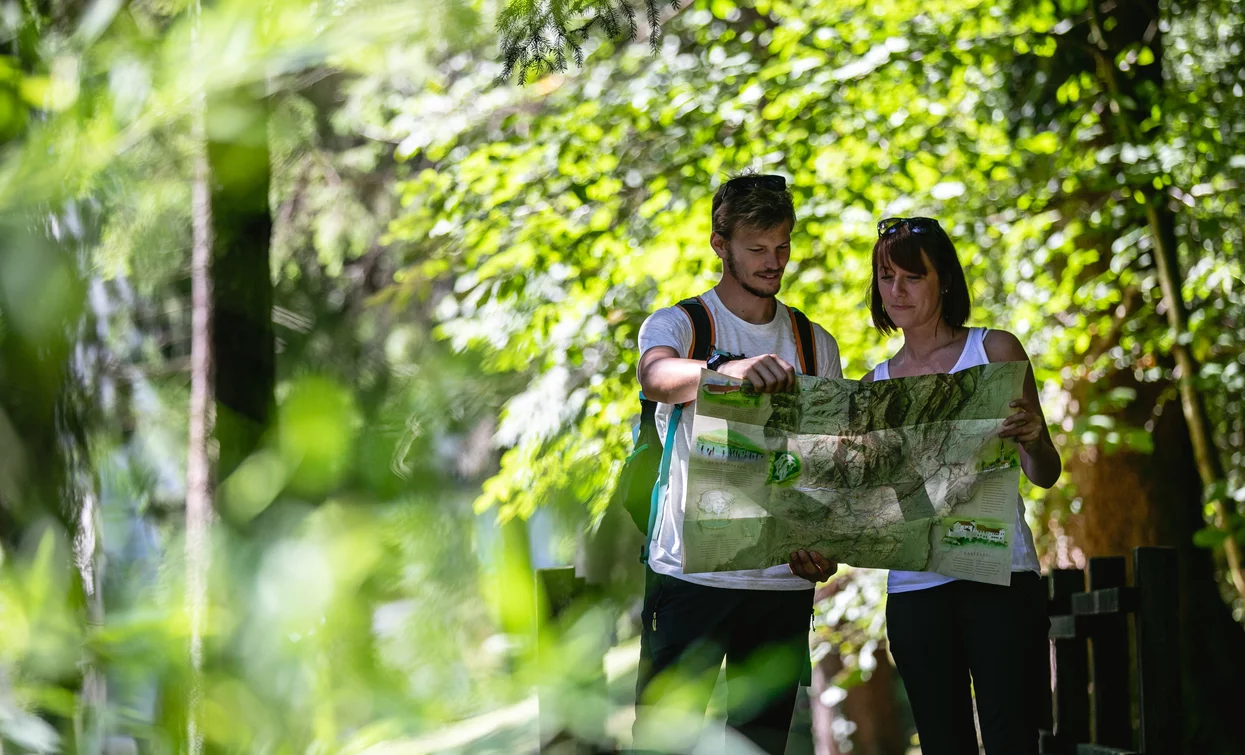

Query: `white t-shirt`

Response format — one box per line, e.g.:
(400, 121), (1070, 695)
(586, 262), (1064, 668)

(873, 327), (1041, 594)
(637, 288), (843, 590)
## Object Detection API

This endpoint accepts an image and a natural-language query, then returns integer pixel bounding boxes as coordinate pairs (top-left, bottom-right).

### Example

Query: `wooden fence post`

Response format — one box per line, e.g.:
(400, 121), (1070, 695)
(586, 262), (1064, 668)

(1044, 548), (1182, 755)
(1049, 568), (1090, 753)
(1085, 556), (1132, 749)
(1133, 547), (1181, 755)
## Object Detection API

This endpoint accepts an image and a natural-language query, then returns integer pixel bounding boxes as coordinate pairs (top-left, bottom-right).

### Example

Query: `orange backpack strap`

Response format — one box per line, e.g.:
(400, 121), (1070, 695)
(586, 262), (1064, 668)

(676, 297), (716, 362)
(787, 306), (818, 376)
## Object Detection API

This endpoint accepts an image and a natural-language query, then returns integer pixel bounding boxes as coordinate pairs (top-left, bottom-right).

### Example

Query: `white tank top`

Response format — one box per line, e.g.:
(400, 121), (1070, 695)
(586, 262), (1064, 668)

(873, 327), (1041, 594)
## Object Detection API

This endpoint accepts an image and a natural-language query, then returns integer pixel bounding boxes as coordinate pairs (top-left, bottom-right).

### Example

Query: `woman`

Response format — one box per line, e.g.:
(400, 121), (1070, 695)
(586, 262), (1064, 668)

(845, 216), (1057, 754)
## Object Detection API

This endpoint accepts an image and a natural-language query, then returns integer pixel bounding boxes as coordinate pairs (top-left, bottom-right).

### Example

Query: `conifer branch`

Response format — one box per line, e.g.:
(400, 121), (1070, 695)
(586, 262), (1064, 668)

(495, 0), (679, 85)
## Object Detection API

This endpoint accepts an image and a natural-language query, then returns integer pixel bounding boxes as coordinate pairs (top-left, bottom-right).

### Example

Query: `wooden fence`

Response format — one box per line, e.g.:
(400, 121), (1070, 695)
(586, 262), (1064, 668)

(1041, 546), (1182, 755)
(534, 545), (1184, 754)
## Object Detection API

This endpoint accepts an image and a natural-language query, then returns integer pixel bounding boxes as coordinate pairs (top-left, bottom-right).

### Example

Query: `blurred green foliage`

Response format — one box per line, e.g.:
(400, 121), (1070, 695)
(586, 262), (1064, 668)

(0, 0), (1241, 752)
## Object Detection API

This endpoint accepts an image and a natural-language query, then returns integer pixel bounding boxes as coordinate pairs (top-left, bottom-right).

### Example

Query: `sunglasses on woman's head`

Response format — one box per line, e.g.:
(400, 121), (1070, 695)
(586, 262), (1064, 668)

(877, 216), (941, 237)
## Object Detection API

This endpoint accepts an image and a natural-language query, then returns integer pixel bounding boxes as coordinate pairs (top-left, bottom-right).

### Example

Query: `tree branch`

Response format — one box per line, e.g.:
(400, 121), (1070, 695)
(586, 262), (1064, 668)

(495, 0), (682, 85)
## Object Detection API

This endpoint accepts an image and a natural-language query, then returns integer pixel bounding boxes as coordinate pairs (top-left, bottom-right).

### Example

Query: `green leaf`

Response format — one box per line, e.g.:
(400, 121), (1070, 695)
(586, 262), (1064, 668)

(1021, 132), (1060, 155)
(1193, 526), (1229, 549)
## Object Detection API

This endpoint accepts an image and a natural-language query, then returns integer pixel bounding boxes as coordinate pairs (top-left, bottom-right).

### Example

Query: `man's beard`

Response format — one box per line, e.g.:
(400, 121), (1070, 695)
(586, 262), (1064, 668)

(726, 250), (781, 299)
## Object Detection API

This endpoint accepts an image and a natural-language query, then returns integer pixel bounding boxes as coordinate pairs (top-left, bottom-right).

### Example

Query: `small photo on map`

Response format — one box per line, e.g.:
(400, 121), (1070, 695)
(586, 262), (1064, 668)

(941, 519), (1008, 548)
(700, 380), (763, 408)
(695, 490), (738, 532)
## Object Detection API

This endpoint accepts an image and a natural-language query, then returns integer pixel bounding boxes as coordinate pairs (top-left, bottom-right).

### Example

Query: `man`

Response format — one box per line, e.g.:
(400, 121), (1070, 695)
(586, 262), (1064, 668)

(633, 174), (842, 754)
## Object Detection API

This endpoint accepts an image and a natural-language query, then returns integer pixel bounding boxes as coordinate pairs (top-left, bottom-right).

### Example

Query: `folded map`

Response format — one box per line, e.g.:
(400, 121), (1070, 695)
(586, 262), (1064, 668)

(681, 362), (1028, 586)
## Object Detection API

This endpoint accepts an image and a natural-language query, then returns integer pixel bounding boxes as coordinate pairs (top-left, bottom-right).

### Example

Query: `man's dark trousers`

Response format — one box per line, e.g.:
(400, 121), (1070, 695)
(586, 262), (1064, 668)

(633, 566), (814, 754)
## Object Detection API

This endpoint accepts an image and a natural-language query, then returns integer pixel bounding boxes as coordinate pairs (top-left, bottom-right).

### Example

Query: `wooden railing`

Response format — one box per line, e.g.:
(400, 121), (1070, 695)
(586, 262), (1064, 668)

(1042, 547), (1182, 755)
(535, 546), (1184, 754)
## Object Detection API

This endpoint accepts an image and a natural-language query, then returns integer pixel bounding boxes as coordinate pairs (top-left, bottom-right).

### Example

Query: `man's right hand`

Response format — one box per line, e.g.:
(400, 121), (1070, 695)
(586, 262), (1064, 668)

(789, 550), (838, 583)
(717, 354), (797, 393)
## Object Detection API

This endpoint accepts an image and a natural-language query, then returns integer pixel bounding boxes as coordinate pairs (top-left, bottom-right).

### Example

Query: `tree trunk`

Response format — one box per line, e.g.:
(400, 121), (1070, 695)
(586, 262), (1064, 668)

(0, 228), (84, 543)
(810, 653), (837, 755)
(1061, 376), (1170, 559)
(810, 645), (907, 755)
(0, 199), (96, 747)
(1144, 200), (1245, 595)
(840, 642), (906, 755)
(207, 86), (275, 484)
(77, 484), (106, 753)
(179, 75), (276, 754)
(184, 101), (214, 755)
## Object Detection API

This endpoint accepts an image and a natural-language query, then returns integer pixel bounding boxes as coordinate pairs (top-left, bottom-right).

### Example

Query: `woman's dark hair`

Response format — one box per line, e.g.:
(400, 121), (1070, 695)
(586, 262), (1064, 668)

(870, 219), (970, 335)
(711, 174), (795, 239)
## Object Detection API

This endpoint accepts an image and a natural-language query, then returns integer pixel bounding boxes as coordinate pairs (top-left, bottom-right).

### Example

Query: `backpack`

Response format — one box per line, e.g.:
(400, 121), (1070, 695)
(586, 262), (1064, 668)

(613, 296), (819, 561)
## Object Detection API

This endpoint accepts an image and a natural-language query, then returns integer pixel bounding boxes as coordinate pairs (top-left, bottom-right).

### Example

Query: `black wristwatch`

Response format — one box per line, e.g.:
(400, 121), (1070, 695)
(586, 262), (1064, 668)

(706, 351), (742, 372)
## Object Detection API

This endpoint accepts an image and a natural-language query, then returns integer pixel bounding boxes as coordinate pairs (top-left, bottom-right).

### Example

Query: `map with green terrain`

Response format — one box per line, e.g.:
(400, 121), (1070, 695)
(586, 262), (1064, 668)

(683, 362), (1028, 585)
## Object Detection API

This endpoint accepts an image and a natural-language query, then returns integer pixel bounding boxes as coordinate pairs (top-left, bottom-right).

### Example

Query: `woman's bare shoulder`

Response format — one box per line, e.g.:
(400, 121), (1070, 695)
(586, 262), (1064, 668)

(982, 329), (1029, 362)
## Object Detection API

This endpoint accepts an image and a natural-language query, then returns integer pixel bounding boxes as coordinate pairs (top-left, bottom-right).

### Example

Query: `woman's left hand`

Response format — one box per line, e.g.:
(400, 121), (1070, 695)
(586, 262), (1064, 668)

(1000, 398), (1045, 450)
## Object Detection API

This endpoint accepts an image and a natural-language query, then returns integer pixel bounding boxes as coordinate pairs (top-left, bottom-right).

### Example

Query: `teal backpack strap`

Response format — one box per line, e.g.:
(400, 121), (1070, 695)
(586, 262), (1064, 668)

(643, 403), (683, 562)
(642, 298), (714, 564)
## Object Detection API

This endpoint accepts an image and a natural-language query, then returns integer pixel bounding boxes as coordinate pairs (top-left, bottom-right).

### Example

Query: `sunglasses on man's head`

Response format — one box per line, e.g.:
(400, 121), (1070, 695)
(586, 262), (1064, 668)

(877, 216), (941, 237)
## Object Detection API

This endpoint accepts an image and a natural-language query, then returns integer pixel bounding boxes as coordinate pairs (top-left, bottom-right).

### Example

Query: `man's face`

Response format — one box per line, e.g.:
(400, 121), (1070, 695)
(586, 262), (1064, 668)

(713, 221), (793, 299)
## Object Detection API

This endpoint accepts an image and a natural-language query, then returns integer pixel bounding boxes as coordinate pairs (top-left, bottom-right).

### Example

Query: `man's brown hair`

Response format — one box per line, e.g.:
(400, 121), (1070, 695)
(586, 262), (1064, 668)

(711, 174), (795, 239)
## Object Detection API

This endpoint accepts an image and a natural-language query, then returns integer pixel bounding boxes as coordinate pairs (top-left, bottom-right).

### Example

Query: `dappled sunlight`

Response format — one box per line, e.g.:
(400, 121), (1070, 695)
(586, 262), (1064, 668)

(0, 0), (1240, 752)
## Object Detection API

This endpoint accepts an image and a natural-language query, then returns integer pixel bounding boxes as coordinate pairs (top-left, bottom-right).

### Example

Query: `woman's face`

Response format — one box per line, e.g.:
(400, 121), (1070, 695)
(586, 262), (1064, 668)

(876, 249), (942, 331)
